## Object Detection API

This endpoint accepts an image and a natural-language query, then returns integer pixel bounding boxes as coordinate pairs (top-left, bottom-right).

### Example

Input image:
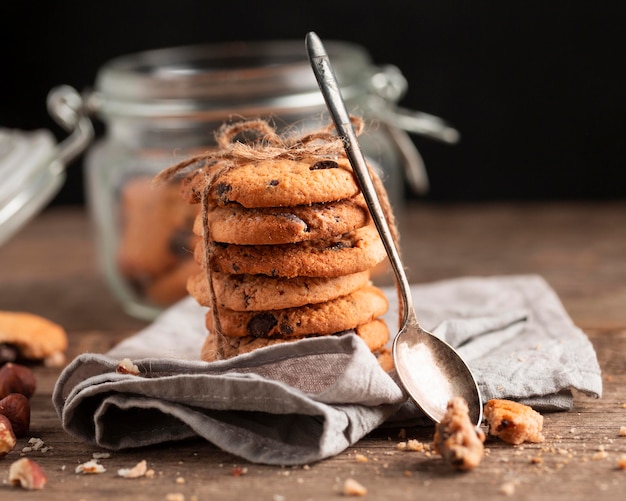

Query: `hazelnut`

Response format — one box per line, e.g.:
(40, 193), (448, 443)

(0, 393), (30, 438)
(0, 362), (36, 399)
(0, 414), (17, 457)
(8, 458), (47, 490)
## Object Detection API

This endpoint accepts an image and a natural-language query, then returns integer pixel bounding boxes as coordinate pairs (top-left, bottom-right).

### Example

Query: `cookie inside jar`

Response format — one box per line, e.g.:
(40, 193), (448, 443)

(157, 118), (398, 369)
(115, 175), (201, 308)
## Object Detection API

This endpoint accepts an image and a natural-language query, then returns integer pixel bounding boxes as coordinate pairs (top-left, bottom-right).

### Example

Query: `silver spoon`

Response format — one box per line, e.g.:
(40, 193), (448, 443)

(305, 32), (483, 426)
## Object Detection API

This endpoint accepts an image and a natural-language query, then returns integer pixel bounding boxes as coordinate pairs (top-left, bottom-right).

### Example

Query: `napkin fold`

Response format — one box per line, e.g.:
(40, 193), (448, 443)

(53, 275), (602, 465)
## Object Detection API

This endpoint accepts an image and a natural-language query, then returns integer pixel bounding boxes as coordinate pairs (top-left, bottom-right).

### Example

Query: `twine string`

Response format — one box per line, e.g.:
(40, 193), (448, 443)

(156, 117), (402, 353)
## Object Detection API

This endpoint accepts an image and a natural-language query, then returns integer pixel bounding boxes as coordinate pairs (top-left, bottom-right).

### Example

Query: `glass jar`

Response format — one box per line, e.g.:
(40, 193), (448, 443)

(47, 40), (459, 320)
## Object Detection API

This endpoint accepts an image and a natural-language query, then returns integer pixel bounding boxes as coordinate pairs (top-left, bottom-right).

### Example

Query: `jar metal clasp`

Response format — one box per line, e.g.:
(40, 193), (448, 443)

(367, 65), (460, 195)
(46, 85), (95, 169)
(0, 86), (95, 247)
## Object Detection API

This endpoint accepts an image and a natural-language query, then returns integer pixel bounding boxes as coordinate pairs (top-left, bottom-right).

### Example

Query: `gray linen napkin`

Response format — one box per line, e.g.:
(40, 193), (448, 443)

(52, 274), (602, 465)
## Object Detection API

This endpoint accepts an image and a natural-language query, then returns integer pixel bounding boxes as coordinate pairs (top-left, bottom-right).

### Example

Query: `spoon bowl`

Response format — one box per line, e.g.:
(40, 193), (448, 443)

(306, 31), (483, 426)
(393, 312), (483, 425)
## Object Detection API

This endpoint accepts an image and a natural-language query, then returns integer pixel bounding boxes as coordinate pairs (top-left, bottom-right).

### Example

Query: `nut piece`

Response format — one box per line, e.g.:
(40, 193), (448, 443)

(0, 362), (36, 399)
(75, 459), (106, 474)
(117, 459), (148, 479)
(0, 414), (17, 457)
(0, 393), (31, 438)
(8, 458), (47, 490)
(433, 397), (486, 471)
(483, 399), (545, 445)
(116, 358), (140, 375)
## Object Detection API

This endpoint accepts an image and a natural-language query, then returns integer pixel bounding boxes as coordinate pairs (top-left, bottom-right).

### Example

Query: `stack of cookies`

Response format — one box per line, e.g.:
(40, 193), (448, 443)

(168, 120), (395, 368)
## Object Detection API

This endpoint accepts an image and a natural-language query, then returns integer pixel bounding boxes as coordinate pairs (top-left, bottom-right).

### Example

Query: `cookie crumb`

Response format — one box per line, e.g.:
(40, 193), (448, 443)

(592, 450), (609, 460)
(618, 455), (626, 470)
(165, 494), (185, 501)
(406, 439), (429, 452)
(484, 399), (544, 445)
(343, 478), (367, 496)
(619, 426), (626, 437)
(499, 482), (516, 496)
(433, 397), (485, 471)
(396, 441), (407, 451)
(354, 453), (368, 463)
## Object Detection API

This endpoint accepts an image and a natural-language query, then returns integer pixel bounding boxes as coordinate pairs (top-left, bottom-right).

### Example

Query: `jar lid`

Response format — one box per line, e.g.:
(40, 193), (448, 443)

(88, 40), (377, 120)
(0, 128), (64, 247)
(0, 87), (94, 247)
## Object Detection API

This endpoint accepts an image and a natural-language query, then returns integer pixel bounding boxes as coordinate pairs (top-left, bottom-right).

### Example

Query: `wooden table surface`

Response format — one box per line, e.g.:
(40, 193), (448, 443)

(0, 202), (625, 500)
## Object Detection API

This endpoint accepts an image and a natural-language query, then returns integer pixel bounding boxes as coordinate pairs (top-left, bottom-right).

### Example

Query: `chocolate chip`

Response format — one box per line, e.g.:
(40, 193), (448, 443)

(279, 213), (308, 231)
(497, 419), (511, 432)
(268, 179), (280, 186)
(279, 323), (294, 336)
(310, 160), (339, 170)
(247, 313), (278, 337)
(215, 182), (232, 199)
(0, 344), (18, 364)
(328, 241), (349, 250)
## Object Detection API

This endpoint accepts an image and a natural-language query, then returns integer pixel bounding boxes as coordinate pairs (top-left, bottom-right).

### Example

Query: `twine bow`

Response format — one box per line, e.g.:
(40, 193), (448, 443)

(154, 117), (364, 184)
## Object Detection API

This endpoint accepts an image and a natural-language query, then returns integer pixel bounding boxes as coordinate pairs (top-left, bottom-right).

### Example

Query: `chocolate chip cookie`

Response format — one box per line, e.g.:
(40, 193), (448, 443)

(198, 225), (386, 278)
(195, 195), (370, 245)
(207, 285), (388, 339)
(188, 270), (371, 311)
(202, 317), (389, 361)
(180, 157), (360, 208)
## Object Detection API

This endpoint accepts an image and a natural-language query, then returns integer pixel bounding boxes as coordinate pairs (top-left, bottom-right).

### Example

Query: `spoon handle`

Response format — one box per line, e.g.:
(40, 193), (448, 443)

(305, 32), (416, 328)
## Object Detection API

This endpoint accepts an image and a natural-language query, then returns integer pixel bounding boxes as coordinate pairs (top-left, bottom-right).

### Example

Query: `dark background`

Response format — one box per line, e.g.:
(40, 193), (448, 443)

(2, 1), (625, 204)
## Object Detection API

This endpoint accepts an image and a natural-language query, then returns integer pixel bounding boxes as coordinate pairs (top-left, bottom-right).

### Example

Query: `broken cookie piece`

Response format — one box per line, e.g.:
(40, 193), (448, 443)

(483, 398), (545, 445)
(433, 397), (486, 471)
(0, 311), (67, 366)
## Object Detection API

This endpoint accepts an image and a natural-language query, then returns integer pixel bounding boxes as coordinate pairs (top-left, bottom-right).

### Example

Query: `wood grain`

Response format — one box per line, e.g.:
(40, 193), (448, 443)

(0, 203), (625, 500)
